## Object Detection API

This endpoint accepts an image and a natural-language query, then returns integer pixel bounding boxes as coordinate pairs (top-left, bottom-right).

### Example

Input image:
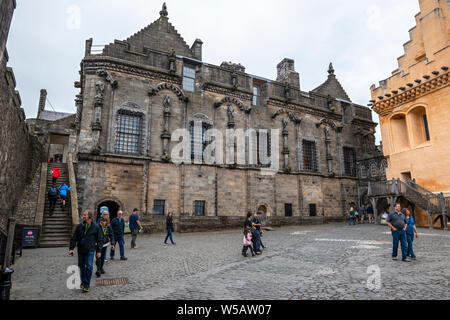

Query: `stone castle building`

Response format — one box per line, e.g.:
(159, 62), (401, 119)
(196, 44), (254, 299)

(45, 3), (378, 231)
(370, 0), (449, 228)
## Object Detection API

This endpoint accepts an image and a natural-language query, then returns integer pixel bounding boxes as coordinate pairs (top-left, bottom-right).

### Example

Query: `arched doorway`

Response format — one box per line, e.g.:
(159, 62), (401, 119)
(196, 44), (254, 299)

(97, 201), (120, 221)
(257, 205), (268, 224)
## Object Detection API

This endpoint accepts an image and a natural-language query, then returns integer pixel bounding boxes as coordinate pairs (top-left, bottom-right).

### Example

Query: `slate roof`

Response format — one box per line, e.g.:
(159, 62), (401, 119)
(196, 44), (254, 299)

(39, 110), (74, 121)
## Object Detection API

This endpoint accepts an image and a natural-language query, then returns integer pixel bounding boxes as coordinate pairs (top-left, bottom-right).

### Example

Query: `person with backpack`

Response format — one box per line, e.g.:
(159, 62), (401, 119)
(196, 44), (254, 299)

(47, 184), (59, 216)
(68, 210), (103, 293)
(95, 216), (115, 278)
(51, 167), (61, 184)
(58, 183), (71, 210)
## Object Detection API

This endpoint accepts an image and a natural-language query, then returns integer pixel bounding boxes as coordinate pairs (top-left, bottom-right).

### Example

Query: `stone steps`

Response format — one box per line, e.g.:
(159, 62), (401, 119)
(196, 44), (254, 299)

(40, 163), (73, 248)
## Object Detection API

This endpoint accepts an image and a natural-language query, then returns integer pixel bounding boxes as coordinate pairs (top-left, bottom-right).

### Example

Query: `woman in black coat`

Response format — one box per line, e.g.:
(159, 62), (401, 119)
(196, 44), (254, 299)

(96, 217), (115, 277)
(164, 212), (175, 245)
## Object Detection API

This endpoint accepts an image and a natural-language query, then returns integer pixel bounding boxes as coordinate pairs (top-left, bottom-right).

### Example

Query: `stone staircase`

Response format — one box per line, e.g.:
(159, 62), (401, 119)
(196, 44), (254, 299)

(40, 163), (72, 247)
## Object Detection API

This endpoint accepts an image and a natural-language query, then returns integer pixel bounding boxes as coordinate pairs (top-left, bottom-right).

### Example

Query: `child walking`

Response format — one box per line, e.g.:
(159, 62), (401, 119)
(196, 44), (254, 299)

(242, 227), (255, 257)
(96, 217), (115, 278)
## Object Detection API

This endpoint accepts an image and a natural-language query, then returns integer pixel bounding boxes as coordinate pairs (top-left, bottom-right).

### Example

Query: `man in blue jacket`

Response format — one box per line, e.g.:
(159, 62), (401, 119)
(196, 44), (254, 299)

(68, 210), (103, 293)
(110, 210), (127, 260)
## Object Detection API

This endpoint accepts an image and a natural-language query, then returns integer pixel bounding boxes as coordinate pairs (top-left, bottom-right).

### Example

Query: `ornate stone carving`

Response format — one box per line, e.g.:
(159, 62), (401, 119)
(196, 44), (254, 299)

(227, 104), (235, 128)
(214, 96), (251, 113)
(168, 49), (176, 74)
(271, 108), (301, 124)
(160, 2), (168, 17)
(151, 82), (185, 100)
(96, 69), (118, 88)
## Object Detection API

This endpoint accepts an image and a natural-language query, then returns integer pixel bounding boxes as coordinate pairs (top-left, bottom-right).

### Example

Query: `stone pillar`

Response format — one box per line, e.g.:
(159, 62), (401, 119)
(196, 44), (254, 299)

(161, 95), (171, 161)
(37, 89), (47, 119)
(85, 38), (93, 57)
(281, 119), (289, 171)
(324, 127), (333, 175)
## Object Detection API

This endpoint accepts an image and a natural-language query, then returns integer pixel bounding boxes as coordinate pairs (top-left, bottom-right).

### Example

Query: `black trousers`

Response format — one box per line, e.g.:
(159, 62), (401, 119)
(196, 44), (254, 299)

(242, 245), (255, 256)
(49, 198), (57, 214)
(96, 247), (107, 271)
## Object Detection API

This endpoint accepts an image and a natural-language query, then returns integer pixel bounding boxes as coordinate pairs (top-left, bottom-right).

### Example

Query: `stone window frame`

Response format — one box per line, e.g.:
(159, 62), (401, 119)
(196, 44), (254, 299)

(193, 200), (206, 216)
(342, 146), (356, 177)
(369, 162), (377, 178)
(183, 64), (196, 92)
(359, 164), (367, 178)
(188, 113), (214, 162)
(110, 102), (148, 156)
(298, 133), (321, 173)
(246, 126), (272, 168)
(153, 199), (166, 216)
(380, 159), (387, 177)
(301, 139), (319, 172)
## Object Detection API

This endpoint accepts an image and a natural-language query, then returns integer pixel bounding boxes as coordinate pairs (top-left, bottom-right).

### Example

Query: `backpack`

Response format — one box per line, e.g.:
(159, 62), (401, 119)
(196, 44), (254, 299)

(48, 187), (58, 197)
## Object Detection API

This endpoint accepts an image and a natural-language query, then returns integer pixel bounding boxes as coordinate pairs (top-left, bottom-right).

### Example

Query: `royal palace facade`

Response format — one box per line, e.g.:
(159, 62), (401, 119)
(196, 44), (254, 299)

(32, 4), (379, 230)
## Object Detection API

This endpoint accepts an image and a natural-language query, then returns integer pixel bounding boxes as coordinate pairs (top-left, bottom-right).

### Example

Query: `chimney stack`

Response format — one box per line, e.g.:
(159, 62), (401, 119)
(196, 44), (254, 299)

(37, 89), (47, 119)
(191, 39), (203, 61)
(276, 58), (300, 89)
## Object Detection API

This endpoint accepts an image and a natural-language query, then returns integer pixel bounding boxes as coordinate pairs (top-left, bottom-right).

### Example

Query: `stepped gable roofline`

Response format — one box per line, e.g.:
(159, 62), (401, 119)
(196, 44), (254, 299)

(312, 62), (352, 102)
(101, 3), (198, 60)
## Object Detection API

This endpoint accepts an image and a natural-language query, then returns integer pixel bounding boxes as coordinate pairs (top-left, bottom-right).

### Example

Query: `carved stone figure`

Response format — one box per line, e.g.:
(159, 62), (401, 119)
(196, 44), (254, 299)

(282, 118), (288, 130)
(227, 104), (234, 123)
(95, 81), (105, 99)
(163, 94), (171, 114)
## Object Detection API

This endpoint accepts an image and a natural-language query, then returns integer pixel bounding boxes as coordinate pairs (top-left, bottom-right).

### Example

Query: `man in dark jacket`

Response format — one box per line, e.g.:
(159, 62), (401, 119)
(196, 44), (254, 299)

(110, 210), (127, 261)
(69, 210), (103, 293)
(47, 184), (59, 216)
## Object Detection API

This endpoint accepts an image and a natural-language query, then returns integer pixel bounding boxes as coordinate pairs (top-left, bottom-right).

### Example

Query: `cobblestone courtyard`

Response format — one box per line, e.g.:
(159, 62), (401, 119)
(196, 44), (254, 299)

(10, 223), (450, 300)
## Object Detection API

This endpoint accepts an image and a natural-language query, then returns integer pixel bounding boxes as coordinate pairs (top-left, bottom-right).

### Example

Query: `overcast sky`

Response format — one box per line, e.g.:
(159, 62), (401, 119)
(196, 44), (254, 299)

(7, 0), (421, 143)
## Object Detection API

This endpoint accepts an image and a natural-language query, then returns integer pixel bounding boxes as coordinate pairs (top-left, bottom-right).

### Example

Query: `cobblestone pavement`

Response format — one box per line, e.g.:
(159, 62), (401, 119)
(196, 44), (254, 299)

(10, 223), (450, 300)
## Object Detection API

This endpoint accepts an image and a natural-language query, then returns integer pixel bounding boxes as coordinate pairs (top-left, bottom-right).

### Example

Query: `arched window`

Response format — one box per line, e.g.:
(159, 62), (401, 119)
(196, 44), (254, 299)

(380, 160), (387, 177)
(116, 110), (143, 154)
(370, 163), (377, 177)
(390, 114), (410, 152)
(408, 106), (430, 145)
(360, 165), (367, 178)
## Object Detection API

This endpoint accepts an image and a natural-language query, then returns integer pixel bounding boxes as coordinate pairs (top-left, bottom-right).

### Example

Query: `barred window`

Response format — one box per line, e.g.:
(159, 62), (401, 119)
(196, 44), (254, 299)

(360, 165), (367, 178)
(116, 112), (142, 154)
(285, 203), (293, 217)
(153, 200), (165, 216)
(302, 140), (318, 172)
(194, 201), (205, 216)
(190, 121), (211, 161)
(252, 85), (261, 106)
(370, 163), (377, 177)
(343, 147), (356, 176)
(183, 65), (196, 92)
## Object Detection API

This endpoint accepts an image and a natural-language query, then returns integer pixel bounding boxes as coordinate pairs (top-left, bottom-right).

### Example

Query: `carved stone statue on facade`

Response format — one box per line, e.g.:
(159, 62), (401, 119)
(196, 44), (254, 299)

(95, 81), (105, 99)
(163, 94), (171, 114)
(227, 104), (235, 125)
(282, 118), (288, 131)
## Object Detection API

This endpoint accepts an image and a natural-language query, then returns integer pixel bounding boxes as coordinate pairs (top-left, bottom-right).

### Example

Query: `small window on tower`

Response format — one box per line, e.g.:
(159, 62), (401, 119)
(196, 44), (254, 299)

(252, 85), (261, 106)
(183, 65), (196, 92)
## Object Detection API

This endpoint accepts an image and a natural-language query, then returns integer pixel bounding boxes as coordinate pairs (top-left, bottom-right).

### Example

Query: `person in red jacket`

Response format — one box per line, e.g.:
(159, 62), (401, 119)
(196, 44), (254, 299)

(51, 167), (61, 184)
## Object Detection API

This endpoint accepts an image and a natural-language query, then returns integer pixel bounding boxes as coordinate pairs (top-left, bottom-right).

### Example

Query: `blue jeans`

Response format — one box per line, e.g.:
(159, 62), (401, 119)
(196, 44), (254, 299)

(406, 233), (416, 258)
(164, 228), (175, 244)
(349, 217), (356, 225)
(110, 234), (125, 258)
(391, 230), (408, 260)
(78, 251), (95, 289)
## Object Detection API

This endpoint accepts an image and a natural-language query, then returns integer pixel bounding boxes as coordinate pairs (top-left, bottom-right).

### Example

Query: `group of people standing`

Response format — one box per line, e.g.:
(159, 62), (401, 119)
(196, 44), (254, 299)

(387, 203), (418, 262)
(242, 211), (267, 257)
(68, 208), (143, 293)
(348, 203), (375, 225)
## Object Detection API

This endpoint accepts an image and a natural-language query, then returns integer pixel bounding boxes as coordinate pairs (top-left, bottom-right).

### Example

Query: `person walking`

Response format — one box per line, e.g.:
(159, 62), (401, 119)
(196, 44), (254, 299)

(68, 210), (103, 293)
(47, 184), (59, 216)
(403, 208), (418, 260)
(251, 211), (263, 255)
(96, 217), (115, 278)
(51, 167), (60, 184)
(164, 212), (176, 246)
(367, 205), (375, 223)
(242, 227), (255, 257)
(110, 210), (127, 261)
(58, 183), (71, 210)
(129, 208), (143, 249)
(244, 212), (253, 231)
(348, 206), (356, 226)
(358, 205), (366, 224)
(387, 203), (411, 262)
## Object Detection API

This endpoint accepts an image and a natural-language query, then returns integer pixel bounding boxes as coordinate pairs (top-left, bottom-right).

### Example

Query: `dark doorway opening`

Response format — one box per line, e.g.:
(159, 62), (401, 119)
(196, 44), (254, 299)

(97, 201), (120, 222)
(309, 204), (317, 217)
